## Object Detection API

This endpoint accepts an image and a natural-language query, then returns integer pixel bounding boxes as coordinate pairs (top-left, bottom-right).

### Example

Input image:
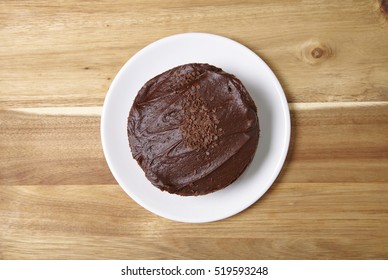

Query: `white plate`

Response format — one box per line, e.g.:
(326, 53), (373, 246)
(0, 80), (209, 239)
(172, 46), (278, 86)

(101, 33), (290, 223)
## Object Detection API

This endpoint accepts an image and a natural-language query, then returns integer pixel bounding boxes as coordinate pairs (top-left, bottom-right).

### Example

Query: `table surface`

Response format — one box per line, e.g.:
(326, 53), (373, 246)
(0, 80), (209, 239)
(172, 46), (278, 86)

(1, 0), (387, 260)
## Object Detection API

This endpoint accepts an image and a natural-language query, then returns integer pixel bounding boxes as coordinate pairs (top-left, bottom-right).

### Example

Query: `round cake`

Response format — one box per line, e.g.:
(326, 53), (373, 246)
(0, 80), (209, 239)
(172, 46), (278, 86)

(127, 63), (259, 196)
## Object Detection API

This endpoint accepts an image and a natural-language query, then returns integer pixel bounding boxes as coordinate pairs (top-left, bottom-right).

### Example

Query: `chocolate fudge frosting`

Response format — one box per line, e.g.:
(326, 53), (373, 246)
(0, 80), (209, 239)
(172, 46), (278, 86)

(127, 63), (259, 196)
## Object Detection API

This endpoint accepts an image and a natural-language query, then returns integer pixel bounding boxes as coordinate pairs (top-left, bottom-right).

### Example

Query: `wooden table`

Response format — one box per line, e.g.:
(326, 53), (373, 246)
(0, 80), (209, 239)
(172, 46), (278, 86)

(1, 0), (387, 260)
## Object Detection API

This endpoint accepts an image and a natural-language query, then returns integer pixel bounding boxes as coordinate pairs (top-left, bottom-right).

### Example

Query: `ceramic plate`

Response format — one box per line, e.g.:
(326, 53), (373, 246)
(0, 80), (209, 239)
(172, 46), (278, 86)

(101, 33), (290, 223)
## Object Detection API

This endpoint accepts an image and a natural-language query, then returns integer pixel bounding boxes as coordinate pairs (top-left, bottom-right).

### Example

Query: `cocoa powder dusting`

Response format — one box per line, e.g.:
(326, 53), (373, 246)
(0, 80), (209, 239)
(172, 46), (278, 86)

(179, 81), (223, 150)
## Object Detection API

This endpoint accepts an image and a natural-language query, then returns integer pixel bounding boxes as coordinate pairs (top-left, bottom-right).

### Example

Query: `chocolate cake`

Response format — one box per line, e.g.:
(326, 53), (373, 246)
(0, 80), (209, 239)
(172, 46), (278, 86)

(127, 63), (259, 196)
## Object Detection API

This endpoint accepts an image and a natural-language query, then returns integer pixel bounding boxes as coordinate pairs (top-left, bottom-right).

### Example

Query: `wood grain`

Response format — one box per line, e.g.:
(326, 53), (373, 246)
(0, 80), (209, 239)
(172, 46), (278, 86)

(1, 0), (388, 259)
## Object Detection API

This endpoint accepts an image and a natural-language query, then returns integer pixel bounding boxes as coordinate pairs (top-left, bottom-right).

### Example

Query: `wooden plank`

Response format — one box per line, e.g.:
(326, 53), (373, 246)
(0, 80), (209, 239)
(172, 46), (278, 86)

(1, 236), (387, 260)
(280, 102), (388, 183)
(1, 103), (387, 185)
(0, 183), (387, 259)
(0, 108), (114, 185)
(1, 183), (387, 239)
(1, 0), (387, 108)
